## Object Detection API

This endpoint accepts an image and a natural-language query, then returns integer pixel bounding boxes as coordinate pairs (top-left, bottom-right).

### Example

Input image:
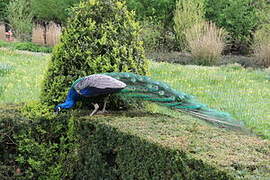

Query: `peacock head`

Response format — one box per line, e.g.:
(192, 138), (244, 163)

(54, 87), (80, 114)
(54, 100), (76, 114)
(54, 104), (63, 113)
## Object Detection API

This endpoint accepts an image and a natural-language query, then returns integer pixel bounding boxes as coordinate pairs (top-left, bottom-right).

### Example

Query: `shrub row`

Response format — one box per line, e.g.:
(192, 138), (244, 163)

(129, 0), (269, 54)
(0, 40), (52, 53)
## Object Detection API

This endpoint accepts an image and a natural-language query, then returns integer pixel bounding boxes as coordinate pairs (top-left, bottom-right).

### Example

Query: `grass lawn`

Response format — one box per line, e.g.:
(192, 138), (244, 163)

(0, 49), (269, 138)
(149, 62), (270, 139)
(0, 49), (49, 103)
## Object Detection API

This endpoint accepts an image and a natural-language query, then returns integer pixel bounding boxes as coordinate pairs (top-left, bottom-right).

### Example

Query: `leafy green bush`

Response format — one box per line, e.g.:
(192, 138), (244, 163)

(139, 20), (177, 52)
(6, 0), (33, 41)
(74, 117), (232, 179)
(14, 42), (52, 53)
(31, 0), (82, 24)
(126, 0), (176, 27)
(205, 0), (269, 54)
(0, 105), (238, 179)
(0, 103), (78, 179)
(41, 0), (149, 106)
(0, 0), (10, 21)
(126, 0), (178, 52)
(0, 104), (26, 179)
(0, 40), (52, 53)
(174, 0), (205, 51)
(15, 103), (78, 179)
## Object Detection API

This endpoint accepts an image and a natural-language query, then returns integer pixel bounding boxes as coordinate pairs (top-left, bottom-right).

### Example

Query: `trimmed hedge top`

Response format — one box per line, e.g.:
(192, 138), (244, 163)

(80, 111), (270, 179)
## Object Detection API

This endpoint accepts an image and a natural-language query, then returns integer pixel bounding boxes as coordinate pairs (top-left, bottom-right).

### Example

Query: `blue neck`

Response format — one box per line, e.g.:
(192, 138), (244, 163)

(56, 88), (80, 109)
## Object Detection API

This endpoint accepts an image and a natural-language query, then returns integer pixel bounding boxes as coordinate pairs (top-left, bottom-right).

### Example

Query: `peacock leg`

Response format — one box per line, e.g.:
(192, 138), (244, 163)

(101, 95), (110, 113)
(90, 103), (99, 116)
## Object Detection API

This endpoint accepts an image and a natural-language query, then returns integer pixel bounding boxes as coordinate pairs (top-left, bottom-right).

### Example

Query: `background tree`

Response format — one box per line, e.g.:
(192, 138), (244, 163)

(6, 0), (33, 41)
(0, 0), (10, 22)
(205, 0), (269, 54)
(31, 0), (84, 24)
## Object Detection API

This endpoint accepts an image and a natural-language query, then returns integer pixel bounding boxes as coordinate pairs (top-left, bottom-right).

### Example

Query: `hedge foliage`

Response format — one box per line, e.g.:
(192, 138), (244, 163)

(41, 0), (148, 106)
(1, 104), (269, 179)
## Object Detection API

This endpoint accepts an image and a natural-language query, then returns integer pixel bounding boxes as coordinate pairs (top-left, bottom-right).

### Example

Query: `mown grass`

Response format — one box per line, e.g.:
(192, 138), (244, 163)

(0, 49), (49, 103)
(149, 62), (270, 138)
(0, 48), (269, 139)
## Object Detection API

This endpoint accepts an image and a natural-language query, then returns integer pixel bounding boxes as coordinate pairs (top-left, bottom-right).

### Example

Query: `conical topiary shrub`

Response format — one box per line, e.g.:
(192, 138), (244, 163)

(41, 0), (148, 107)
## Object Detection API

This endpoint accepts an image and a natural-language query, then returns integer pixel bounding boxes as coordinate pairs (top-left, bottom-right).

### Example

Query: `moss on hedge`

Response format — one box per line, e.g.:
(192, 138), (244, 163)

(1, 104), (269, 179)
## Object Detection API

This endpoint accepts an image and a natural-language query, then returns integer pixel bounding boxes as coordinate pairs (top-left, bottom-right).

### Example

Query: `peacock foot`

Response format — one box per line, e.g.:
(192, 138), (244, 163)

(90, 103), (99, 116)
(96, 110), (109, 115)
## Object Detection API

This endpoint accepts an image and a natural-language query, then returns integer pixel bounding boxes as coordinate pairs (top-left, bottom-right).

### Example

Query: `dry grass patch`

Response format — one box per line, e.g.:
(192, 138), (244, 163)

(185, 21), (227, 66)
(253, 24), (270, 67)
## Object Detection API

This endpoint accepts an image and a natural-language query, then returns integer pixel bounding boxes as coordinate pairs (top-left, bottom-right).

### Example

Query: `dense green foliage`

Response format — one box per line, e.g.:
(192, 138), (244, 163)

(0, 0), (9, 21)
(126, 0), (270, 54)
(126, 0), (178, 52)
(205, 0), (269, 54)
(31, 0), (83, 24)
(0, 104), (78, 179)
(14, 42), (52, 53)
(173, 0), (205, 50)
(74, 115), (232, 179)
(41, 0), (148, 106)
(0, 105), (24, 179)
(0, 40), (52, 53)
(6, 0), (33, 41)
(126, 0), (176, 27)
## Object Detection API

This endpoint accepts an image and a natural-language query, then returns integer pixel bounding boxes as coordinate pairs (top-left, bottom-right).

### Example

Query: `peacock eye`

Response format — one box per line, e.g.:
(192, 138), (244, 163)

(58, 107), (61, 112)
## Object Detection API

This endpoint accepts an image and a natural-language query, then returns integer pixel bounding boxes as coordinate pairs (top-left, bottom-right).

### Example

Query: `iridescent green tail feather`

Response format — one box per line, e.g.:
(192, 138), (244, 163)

(104, 72), (244, 130)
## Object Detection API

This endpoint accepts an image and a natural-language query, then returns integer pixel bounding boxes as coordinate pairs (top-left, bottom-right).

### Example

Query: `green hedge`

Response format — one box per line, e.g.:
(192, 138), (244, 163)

(1, 104), (269, 179)
(75, 116), (231, 179)
(0, 104), (26, 179)
(41, 0), (148, 107)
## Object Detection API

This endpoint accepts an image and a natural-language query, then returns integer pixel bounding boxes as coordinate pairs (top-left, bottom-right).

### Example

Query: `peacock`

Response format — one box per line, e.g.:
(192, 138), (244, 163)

(55, 72), (245, 130)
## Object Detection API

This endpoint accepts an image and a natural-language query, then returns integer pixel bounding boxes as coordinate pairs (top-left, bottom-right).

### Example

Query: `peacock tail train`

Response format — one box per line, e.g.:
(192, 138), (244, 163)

(103, 72), (245, 130)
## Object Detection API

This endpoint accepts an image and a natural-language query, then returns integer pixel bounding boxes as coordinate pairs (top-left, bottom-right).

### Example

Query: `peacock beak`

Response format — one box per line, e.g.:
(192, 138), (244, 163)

(54, 107), (62, 114)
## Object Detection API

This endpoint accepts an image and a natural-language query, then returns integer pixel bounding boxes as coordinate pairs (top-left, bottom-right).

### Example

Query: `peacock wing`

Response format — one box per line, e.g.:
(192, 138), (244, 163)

(73, 74), (126, 93)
